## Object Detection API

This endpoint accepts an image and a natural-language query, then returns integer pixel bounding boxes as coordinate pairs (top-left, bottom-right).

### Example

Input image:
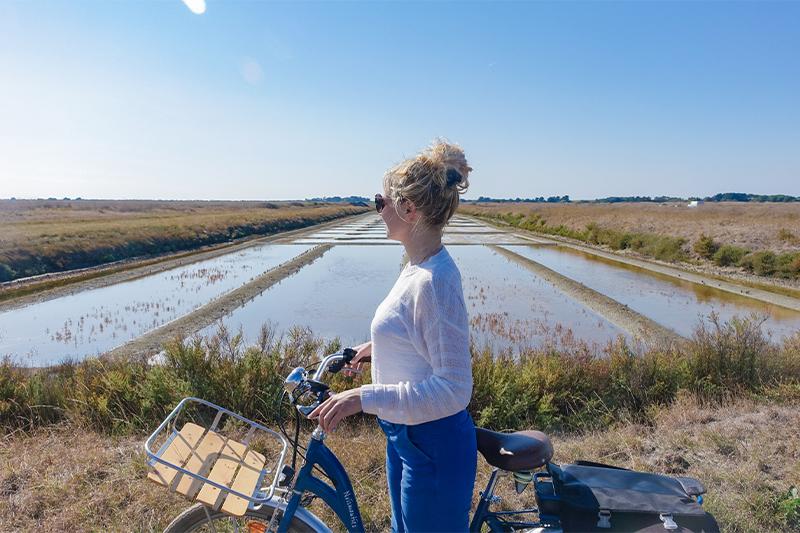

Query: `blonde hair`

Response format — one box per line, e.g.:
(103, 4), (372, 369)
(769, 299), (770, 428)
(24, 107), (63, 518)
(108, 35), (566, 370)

(383, 139), (472, 229)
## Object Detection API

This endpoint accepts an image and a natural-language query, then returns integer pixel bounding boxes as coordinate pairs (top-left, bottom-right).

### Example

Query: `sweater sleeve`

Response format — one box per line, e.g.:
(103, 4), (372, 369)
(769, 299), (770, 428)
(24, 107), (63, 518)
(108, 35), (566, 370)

(360, 272), (472, 424)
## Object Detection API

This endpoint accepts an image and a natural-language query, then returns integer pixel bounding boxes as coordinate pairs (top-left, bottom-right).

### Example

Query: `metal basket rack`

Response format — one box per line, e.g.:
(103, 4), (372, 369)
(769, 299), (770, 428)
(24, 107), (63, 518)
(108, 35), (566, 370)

(144, 397), (289, 517)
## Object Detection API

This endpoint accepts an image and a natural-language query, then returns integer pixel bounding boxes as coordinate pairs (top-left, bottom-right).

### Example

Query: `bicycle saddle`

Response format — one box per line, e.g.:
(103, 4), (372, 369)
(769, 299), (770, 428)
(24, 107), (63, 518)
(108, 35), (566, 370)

(475, 427), (554, 472)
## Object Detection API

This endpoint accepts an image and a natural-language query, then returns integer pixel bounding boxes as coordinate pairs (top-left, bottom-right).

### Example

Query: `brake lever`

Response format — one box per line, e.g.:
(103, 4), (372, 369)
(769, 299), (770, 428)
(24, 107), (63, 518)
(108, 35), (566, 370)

(296, 384), (331, 417)
(327, 347), (357, 374)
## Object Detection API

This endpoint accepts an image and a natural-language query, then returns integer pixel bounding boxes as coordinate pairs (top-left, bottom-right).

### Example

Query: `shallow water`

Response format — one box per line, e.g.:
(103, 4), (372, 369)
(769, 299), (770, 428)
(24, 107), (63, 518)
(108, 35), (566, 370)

(502, 245), (800, 340)
(199, 245), (406, 346)
(0, 244), (311, 365)
(203, 245), (626, 351)
(450, 246), (627, 351)
(4, 214), (799, 366)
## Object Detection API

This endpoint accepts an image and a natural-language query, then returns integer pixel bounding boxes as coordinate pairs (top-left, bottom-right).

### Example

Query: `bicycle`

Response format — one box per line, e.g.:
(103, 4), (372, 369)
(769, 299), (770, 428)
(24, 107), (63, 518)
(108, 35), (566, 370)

(146, 348), (713, 532)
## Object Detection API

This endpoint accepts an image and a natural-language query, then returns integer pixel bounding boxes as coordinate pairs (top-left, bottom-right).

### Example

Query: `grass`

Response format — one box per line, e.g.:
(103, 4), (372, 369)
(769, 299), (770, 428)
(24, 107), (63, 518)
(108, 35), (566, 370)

(3, 316), (798, 435)
(461, 201), (800, 253)
(0, 317), (798, 530)
(0, 199), (368, 282)
(3, 397), (796, 532)
(462, 202), (800, 280)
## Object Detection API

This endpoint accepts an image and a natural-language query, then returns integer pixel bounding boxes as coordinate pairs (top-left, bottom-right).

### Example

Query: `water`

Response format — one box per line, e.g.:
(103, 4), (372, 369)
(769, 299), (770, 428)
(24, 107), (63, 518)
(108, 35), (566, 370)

(200, 245), (405, 346)
(502, 245), (800, 340)
(203, 245), (626, 351)
(0, 244), (311, 365)
(3, 214), (798, 366)
(450, 246), (627, 351)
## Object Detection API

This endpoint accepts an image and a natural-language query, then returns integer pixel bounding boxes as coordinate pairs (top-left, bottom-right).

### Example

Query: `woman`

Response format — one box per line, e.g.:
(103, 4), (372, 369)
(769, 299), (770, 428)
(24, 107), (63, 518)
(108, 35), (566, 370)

(309, 139), (476, 532)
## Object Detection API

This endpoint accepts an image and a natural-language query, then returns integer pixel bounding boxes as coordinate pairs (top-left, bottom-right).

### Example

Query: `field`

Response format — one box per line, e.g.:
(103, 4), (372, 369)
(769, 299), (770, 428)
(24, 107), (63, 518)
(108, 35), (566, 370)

(0, 199), (368, 282)
(2, 396), (797, 532)
(461, 202), (800, 280)
(462, 202), (800, 252)
(1, 319), (799, 531)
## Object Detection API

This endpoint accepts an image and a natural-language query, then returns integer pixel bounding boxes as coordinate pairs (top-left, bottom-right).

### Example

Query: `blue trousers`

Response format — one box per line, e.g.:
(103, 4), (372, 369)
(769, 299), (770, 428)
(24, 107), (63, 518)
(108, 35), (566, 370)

(378, 410), (477, 533)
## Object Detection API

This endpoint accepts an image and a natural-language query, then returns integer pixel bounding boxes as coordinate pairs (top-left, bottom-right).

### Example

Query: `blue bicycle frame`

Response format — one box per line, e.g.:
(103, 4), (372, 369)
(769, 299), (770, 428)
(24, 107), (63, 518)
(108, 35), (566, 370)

(275, 350), (556, 532)
(278, 429), (364, 532)
(275, 428), (554, 533)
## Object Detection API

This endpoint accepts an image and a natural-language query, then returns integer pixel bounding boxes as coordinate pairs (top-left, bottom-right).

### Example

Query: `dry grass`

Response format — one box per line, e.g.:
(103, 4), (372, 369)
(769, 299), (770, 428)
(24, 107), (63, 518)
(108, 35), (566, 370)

(461, 202), (800, 253)
(0, 199), (367, 281)
(1, 396), (797, 532)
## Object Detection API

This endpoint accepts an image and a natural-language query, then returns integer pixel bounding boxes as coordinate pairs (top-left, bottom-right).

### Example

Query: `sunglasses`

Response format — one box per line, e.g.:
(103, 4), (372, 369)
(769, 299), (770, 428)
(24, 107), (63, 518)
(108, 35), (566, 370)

(375, 193), (387, 213)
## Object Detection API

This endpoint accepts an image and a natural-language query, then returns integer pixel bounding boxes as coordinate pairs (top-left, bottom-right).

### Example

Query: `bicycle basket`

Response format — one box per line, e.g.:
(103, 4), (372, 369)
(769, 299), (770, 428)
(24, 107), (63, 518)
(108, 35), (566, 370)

(144, 397), (289, 517)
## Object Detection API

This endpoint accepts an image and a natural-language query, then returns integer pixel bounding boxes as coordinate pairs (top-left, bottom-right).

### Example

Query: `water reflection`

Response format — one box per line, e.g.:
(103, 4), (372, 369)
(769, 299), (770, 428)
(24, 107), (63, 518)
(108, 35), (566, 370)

(0, 244), (311, 365)
(503, 245), (800, 339)
(205, 245), (626, 352)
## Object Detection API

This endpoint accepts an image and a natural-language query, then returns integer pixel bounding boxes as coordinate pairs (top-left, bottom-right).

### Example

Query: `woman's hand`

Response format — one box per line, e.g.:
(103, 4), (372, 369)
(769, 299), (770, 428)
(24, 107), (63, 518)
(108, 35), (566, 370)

(344, 341), (372, 376)
(308, 387), (362, 433)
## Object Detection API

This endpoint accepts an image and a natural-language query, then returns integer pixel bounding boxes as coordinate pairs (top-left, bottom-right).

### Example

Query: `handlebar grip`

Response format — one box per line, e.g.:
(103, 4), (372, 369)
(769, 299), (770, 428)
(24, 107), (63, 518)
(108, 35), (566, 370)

(327, 347), (358, 374)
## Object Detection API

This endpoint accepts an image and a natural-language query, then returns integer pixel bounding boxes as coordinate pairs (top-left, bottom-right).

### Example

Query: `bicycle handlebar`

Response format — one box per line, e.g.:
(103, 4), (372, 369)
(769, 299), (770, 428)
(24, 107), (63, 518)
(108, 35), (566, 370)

(284, 347), (358, 417)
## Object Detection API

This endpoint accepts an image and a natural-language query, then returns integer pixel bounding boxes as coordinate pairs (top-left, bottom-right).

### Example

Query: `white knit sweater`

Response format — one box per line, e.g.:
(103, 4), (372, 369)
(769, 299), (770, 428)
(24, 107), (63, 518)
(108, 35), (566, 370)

(360, 246), (473, 425)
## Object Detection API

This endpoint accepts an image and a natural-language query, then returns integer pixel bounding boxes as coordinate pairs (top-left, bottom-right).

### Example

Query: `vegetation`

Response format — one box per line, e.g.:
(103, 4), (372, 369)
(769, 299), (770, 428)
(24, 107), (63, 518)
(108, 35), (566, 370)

(693, 234), (720, 260)
(471, 210), (689, 262)
(712, 243), (750, 267)
(0, 317), (798, 531)
(471, 195), (571, 203)
(2, 316), (798, 436)
(466, 193), (800, 204)
(692, 236), (800, 278)
(461, 203), (800, 279)
(704, 192), (800, 203)
(0, 199), (368, 282)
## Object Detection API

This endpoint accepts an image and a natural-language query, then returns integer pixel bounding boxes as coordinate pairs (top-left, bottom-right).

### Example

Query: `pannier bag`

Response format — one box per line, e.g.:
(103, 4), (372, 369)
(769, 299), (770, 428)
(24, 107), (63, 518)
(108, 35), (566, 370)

(549, 462), (720, 532)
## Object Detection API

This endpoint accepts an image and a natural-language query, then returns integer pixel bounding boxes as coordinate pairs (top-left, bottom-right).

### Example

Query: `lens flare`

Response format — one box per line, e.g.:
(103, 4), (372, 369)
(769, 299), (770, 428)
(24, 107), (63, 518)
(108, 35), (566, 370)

(181, 0), (206, 15)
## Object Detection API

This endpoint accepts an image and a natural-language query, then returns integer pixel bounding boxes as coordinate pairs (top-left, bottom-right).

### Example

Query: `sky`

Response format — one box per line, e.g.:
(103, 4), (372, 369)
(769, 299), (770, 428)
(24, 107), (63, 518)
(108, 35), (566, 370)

(1, 0), (799, 201)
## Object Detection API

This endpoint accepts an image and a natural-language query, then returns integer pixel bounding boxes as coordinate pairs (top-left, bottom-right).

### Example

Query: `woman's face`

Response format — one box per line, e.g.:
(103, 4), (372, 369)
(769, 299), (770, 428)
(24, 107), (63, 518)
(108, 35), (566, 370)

(379, 191), (413, 243)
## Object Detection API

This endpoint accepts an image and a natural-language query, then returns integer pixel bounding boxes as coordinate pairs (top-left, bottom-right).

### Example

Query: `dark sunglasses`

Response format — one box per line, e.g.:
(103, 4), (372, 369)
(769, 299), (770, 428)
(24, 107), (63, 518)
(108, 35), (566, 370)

(375, 193), (387, 213)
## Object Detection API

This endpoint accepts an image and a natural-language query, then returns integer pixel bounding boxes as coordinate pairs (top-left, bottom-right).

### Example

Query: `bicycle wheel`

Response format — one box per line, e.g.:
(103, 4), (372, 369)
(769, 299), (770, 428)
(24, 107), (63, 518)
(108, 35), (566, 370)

(164, 502), (319, 533)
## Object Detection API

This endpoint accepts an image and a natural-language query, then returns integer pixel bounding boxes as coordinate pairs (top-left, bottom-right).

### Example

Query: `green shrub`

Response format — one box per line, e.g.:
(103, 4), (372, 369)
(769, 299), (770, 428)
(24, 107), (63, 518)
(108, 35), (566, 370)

(713, 244), (749, 267)
(776, 487), (800, 530)
(693, 234), (720, 259)
(2, 317), (799, 436)
(739, 251), (777, 276)
(650, 236), (688, 262)
(775, 252), (800, 279)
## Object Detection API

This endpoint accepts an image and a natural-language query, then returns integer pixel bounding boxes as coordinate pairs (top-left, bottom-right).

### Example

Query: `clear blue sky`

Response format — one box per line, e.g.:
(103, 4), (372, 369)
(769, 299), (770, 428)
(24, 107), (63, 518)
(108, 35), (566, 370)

(1, 0), (798, 200)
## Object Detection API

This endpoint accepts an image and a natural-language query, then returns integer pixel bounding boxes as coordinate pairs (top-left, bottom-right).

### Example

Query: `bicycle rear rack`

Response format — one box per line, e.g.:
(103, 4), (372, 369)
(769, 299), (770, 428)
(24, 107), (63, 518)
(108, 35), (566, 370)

(144, 397), (289, 517)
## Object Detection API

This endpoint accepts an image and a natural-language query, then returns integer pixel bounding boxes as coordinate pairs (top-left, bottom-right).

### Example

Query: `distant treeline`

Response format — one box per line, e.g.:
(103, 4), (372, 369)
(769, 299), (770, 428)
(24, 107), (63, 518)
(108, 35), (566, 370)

(305, 196), (370, 205)
(468, 192), (799, 203)
(470, 195), (571, 203)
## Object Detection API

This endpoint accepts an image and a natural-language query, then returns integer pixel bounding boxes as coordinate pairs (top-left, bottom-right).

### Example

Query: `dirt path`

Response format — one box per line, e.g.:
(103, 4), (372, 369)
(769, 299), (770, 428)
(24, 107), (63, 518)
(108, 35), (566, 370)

(0, 213), (369, 313)
(473, 216), (800, 313)
(490, 245), (684, 344)
(105, 244), (333, 361)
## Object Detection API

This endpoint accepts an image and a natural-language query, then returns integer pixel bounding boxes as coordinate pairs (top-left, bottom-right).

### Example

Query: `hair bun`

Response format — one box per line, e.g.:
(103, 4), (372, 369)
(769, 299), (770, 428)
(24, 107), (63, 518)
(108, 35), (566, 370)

(424, 138), (472, 194)
(383, 138), (471, 228)
(446, 167), (463, 187)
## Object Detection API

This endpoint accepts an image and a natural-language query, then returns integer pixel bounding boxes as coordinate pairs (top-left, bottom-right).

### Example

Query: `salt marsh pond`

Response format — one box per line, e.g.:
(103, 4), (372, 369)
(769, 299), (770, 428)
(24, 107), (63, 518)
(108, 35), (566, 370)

(2, 214), (799, 366)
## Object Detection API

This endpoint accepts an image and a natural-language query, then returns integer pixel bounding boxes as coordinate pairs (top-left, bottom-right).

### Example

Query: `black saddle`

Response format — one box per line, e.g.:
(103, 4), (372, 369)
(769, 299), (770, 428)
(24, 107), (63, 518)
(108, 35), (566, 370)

(475, 427), (554, 472)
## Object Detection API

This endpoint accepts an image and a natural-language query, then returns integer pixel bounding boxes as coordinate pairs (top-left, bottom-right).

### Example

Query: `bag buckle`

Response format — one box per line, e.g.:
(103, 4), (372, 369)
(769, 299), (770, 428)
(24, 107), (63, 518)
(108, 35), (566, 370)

(597, 510), (612, 528)
(659, 513), (679, 530)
